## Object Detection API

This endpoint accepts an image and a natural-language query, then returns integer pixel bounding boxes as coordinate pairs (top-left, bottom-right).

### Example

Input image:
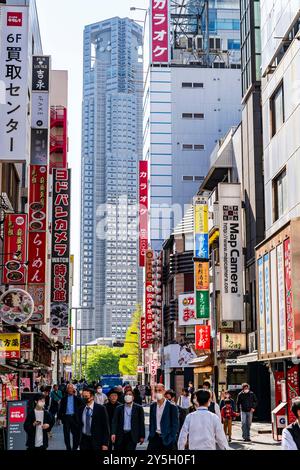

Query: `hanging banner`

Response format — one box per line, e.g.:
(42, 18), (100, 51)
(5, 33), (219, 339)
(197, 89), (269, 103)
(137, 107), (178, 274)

(50, 168), (71, 336)
(151, 0), (170, 64)
(145, 249), (154, 343)
(178, 293), (204, 326)
(0, 333), (20, 359)
(287, 365), (300, 424)
(32, 55), (50, 92)
(194, 197), (209, 259)
(30, 129), (49, 166)
(139, 161), (148, 267)
(264, 253), (272, 354)
(27, 231), (47, 284)
(2, 214), (28, 285)
(194, 261), (210, 319)
(277, 243), (287, 352)
(140, 317), (148, 349)
(28, 165), (48, 231)
(284, 239), (294, 350)
(258, 257), (265, 355)
(195, 325), (211, 351)
(0, 6), (29, 161)
(218, 183), (244, 321)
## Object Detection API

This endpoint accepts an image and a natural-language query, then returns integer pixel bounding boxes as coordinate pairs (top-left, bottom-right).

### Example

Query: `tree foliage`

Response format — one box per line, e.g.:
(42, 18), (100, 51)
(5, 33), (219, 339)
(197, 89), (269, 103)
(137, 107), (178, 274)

(119, 305), (142, 377)
(73, 346), (121, 382)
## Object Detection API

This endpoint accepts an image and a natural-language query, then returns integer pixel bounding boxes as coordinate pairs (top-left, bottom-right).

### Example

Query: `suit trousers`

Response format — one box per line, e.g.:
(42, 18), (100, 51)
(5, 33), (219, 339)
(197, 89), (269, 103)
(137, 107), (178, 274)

(115, 431), (137, 451)
(63, 415), (80, 451)
(147, 432), (175, 451)
(80, 434), (94, 450)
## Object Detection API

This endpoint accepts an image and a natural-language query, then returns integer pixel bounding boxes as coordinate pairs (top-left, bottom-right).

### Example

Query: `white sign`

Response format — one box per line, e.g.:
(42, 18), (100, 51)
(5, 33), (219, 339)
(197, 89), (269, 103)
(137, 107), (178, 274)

(218, 184), (244, 321)
(178, 293), (204, 326)
(277, 243), (287, 352)
(0, 6), (29, 161)
(264, 253), (272, 353)
(163, 343), (197, 368)
(31, 93), (49, 129)
(258, 257), (265, 354)
(270, 248), (279, 353)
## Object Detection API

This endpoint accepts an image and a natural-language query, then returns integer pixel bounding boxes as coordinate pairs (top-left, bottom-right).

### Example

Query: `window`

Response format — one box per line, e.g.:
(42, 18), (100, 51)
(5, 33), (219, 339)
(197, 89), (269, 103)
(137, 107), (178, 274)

(182, 113), (193, 119)
(194, 144), (205, 150)
(182, 176), (193, 181)
(271, 83), (284, 137)
(182, 144), (193, 150)
(182, 82), (192, 88)
(194, 113), (204, 119)
(273, 168), (287, 221)
(193, 83), (204, 88)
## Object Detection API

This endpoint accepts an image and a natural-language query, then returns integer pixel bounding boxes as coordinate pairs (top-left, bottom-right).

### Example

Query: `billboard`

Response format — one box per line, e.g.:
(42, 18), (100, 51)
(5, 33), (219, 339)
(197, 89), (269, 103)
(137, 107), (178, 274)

(2, 214), (28, 285)
(151, 0), (170, 64)
(32, 55), (50, 92)
(195, 325), (211, 351)
(0, 333), (20, 359)
(145, 249), (154, 343)
(284, 239), (294, 350)
(164, 343), (197, 368)
(50, 169), (71, 336)
(178, 293), (204, 326)
(0, 6), (29, 161)
(140, 316), (148, 349)
(6, 400), (27, 450)
(218, 183), (244, 321)
(139, 161), (148, 267)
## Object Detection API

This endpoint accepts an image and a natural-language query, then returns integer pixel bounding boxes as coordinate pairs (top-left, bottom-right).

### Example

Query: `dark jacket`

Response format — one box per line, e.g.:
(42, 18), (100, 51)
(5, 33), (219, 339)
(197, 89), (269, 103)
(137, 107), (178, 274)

(24, 409), (54, 449)
(112, 403), (145, 445)
(149, 400), (179, 447)
(79, 402), (110, 450)
(57, 394), (83, 421)
(237, 391), (258, 412)
(104, 401), (121, 428)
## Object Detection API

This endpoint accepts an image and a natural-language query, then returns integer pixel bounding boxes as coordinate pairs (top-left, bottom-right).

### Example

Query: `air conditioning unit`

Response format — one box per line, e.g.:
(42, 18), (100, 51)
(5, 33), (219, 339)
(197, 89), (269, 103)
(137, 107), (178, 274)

(209, 37), (222, 51)
(195, 36), (203, 50)
(248, 332), (257, 353)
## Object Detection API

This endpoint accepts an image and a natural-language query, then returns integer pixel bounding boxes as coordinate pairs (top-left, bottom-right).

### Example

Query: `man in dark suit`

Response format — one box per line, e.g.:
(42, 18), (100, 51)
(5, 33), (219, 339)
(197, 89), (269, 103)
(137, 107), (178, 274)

(148, 383), (179, 451)
(111, 389), (145, 451)
(79, 388), (110, 451)
(57, 383), (83, 450)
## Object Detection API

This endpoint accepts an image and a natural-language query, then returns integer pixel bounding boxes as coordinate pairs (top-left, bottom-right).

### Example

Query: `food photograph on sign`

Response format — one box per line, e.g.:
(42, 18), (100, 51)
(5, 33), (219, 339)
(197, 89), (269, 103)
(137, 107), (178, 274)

(0, 289), (34, 325)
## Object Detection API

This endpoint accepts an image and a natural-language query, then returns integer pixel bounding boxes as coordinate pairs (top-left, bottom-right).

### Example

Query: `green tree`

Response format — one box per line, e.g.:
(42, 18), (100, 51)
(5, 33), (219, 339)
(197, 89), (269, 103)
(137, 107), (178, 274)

(119, 305), (142, 377)
(73, 346), (121, 382)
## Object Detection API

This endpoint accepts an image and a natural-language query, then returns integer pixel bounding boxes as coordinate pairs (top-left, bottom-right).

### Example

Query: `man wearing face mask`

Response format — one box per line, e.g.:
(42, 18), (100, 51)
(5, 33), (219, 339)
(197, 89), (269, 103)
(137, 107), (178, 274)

(94, 385), (108, 405)
(237, 383), (258, 442)
(111, 389), (145, 450)
(79, 388), (110, 451)
(24, 393), (55, 450)
(148, 384), (179, 451)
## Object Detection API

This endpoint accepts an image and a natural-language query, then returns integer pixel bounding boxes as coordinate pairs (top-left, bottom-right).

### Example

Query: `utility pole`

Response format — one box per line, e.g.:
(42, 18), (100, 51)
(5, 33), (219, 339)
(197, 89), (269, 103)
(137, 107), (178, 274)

(70, 306), (94, 378)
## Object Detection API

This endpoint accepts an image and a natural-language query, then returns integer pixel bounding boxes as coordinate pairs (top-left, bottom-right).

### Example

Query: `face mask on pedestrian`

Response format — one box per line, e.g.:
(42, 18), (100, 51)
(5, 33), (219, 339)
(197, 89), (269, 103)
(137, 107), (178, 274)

(37, 400), (45, 409)
(156, 393), (164, 401)
(82, 396), (91, 405)
(97, 388), (102, 394)
(125, 395), (133, 404)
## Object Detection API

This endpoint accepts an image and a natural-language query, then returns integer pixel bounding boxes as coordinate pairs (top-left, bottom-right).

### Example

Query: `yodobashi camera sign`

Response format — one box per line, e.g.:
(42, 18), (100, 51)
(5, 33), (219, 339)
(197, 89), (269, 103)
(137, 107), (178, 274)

(218, 183), (244, 321)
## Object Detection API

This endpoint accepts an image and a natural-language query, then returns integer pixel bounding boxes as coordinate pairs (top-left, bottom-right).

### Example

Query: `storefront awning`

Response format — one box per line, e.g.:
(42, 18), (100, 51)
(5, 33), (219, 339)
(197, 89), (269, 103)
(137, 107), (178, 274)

(235, 352), (258, 364)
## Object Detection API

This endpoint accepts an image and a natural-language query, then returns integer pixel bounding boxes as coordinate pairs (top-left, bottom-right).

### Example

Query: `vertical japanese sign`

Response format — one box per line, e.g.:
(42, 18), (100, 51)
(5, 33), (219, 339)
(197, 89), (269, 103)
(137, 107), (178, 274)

(264, 253), (272, 353)
(0, 6), (29, 161)
(284, 239), (294, 351)
(270, 249), (279, 353)
(194, 196), (209, 319)
(195, 325), (211, 351)
(151, 0), (170, 64)
(218, 184), (244, 321)
(258, 257), (265, 355)
(287, 365), (299, 424)
(140, 317), (148, 349)
(2, 214), (27, 285)
(194, 262), (210, 319)
(277, 243), (287, 352)
(50, 169), (71, 337)
(31, 56), (50, 129)
(7, 401), (27, 450)
(139, 161), (148, 267)
(145, 249), (154, 343)
(27, 165), (48, 324)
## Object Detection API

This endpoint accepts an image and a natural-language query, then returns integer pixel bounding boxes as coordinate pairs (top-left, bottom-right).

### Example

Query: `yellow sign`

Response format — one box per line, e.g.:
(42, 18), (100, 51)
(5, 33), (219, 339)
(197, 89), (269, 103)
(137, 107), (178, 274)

(0, 333), (20, 359)
(194, 204), (208, 234)
(195, 262), (209, 290)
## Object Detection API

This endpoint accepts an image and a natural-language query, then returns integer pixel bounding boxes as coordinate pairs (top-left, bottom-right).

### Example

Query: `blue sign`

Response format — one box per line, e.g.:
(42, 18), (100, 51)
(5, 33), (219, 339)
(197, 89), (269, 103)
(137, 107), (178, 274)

(195, 234), (209, 259)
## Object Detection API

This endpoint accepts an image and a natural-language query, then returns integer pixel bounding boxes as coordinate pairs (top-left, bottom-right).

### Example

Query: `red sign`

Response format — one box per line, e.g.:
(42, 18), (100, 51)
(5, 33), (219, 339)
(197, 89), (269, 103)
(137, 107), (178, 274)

(9, 406), (26, 423)
(284, 239), (294, 350)
(2, 214), (28, 285)
(7, 12), (22, 27)
(287, 365), (300, 424)
(28, 165), (48, 232)
(145, 249), (154, 343)
(27, 285), (46, 325)
(27, 231), (47, 284)
(151, 0), (169, 64)
(195, 325), (211, 350)
(140, 317), (148, 349)
(274, 370), (285, 406)
(139, 161), (148, 267)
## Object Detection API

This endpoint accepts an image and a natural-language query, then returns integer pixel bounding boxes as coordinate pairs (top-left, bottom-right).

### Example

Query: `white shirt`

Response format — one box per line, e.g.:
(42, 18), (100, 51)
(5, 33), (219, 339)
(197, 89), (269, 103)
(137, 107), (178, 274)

(156, 399), (167, 434)
(282, 422), (300, 450)
(82, 401), (95, 435)
(94, 392), (108, 405)
(34, 410), (44, 448)
(213, 402), (222, 421)
(178, 407), (230, 450)
(178, 395), (191, 409)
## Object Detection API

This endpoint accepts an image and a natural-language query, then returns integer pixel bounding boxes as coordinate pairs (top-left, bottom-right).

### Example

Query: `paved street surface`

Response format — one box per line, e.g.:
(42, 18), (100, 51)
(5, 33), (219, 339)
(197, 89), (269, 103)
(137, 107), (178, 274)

(48, 406), (281, 451)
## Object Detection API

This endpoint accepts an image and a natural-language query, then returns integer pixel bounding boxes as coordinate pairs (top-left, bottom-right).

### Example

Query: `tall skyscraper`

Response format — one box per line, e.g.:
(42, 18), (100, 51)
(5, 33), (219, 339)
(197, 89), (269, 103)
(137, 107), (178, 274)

(80, 18), (143, 342)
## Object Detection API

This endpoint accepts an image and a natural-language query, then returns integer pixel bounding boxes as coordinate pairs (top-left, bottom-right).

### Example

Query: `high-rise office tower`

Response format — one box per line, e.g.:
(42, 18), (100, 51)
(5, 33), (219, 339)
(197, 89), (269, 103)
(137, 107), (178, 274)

(80, 18), (143, 342)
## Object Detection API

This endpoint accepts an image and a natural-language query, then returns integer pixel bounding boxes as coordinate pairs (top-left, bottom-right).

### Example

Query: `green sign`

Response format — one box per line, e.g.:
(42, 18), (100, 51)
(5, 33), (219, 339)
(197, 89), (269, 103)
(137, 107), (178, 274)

(196, 290), (210, 319)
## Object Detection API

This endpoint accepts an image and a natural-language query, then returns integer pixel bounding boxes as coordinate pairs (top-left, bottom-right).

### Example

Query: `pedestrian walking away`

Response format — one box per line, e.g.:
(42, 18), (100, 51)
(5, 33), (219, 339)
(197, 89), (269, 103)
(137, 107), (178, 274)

(178, 389), (230, 450)
(24, 393), (55, 450)
(79, 388), (110, 451)
(282, 400), (300, 450)
(147, 383), (179, 451)
(133, 384), (143, 405)
(57, 383), (83, 451)
(111, 389), (145, 451)
(221, 399), (239, 442)
(237, 383), (258, 442)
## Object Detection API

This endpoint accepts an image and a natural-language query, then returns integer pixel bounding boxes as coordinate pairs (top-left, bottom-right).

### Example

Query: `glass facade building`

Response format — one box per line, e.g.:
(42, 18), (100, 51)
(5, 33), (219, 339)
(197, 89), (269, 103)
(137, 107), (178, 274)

(80, 18), (143, 342)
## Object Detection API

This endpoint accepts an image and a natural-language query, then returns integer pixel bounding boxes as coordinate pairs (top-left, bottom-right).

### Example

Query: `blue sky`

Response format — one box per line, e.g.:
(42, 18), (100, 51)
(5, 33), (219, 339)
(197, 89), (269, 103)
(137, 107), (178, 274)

(36, 0), (148, 303)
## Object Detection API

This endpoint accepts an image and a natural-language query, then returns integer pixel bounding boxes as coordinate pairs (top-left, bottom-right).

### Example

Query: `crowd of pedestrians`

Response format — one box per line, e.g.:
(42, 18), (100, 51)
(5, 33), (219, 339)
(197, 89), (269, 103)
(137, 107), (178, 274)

(23, 378), (300, 451)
